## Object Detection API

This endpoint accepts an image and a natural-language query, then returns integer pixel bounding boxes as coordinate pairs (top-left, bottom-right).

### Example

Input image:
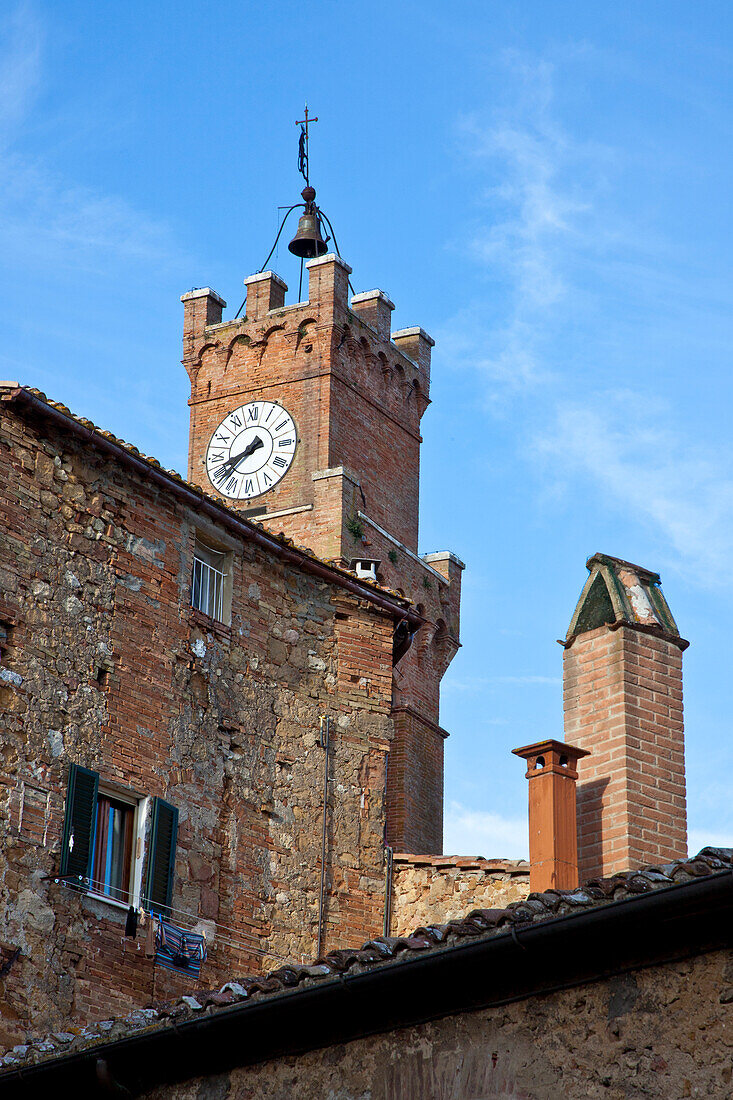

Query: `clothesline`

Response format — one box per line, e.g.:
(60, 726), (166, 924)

(59, 873), (291, 963)
(64, 872), (275, 944)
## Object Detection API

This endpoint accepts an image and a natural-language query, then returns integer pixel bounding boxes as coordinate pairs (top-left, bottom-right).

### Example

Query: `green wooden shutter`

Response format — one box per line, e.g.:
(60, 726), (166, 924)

(60, 764), (99, 883)
(143, 797), (178, 916)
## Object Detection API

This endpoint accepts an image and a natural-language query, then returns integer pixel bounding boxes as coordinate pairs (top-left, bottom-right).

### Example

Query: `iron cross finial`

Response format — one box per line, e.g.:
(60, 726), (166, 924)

(296, 104), (318, 185)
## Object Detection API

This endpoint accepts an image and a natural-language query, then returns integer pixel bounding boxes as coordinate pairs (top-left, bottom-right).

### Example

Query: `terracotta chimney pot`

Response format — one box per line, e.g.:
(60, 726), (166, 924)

(512, 739), (590, 893)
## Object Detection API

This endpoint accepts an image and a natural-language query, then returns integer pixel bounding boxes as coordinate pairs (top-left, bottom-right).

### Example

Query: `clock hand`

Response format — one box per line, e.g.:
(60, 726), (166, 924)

(213, 436), (266, 482)
(241, 435), (265, 460)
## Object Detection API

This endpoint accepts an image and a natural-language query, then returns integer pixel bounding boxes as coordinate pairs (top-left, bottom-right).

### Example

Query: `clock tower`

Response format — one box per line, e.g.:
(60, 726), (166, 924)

(181, 247), (463, 854)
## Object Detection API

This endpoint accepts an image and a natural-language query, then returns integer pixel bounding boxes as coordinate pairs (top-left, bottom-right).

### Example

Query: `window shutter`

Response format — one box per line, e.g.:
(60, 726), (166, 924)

(60, 764), (99, 882)
(143, 797), (178, 916)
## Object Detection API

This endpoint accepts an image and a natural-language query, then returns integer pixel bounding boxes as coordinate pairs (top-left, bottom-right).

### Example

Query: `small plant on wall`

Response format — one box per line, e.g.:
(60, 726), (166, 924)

(388, 549), (398, 565)
(346, 514), (365, 541)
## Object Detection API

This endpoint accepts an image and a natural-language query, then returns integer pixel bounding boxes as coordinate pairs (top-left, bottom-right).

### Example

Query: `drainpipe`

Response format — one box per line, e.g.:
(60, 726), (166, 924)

(383, 845), (394, 936)
(316, 716), (331, 958)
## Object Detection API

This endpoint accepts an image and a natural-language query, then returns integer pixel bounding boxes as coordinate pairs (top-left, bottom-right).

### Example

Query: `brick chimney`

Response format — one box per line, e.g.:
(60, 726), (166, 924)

(513, 739), (589, 892)
(563, 554), (688, 881)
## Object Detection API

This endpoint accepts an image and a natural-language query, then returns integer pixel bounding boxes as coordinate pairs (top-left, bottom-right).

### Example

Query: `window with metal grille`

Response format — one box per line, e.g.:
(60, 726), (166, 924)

(191, 540), (228, 622)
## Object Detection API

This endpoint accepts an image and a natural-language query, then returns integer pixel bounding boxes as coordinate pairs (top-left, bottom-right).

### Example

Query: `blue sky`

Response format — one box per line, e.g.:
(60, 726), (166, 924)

(3, 1), (733, 859)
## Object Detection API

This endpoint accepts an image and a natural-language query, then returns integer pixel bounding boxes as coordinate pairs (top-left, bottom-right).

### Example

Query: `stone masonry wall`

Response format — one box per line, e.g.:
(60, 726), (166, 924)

(143, 948), (733, 1099)
(390, 855), (530, 935)
(0, 396), (396, 1045)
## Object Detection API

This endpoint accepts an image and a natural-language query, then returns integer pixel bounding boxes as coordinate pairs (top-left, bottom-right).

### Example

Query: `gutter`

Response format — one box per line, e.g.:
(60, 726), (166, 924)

(4, 387), (421, 629)
(3, 870), (732, 1098)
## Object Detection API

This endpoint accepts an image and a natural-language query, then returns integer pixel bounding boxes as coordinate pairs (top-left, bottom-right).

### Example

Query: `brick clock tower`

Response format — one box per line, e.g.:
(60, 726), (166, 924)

(181, 247), (463, 854)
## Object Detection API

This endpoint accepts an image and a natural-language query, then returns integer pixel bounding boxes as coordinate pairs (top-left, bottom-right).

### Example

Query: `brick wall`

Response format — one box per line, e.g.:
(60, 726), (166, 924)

(564, 625), (687, 880)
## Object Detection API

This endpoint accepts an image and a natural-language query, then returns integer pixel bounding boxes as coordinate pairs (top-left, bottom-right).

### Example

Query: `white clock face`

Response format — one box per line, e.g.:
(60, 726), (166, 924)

(205, 401), (297, 500)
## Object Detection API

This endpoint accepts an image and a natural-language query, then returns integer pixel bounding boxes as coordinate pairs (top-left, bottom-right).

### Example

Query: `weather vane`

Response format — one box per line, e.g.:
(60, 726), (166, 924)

(236, 104), (352, 315)
(296, 103), (318, 185)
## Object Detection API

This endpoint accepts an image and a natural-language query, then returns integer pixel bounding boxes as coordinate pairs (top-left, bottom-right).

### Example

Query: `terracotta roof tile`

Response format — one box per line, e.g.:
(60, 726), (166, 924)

(393, 853), (529, 874)
(2, 847), (731, 1071)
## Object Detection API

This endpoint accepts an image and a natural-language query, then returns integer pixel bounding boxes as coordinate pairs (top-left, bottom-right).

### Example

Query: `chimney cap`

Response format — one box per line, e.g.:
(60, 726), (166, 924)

(512, 739), (590, 763)
(566, 552), (683, 645)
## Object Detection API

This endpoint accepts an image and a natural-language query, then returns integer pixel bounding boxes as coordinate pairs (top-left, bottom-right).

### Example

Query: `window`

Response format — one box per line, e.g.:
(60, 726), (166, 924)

(92, 792), (135, 905)
(191, 538), (231, 623)
(60, 764), (178, 915)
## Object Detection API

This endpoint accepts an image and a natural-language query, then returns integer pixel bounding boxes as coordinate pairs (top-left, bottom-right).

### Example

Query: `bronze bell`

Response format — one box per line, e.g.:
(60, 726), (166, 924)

(288, 186), (328, 259)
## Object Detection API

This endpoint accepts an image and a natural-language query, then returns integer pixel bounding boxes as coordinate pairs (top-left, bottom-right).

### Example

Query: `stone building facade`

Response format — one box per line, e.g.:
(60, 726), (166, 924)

(0, 238), (469, 1045)
(0, 182), (703, 1082)
(0, 383), (422, 1044)
(142, 948), (731, 1100)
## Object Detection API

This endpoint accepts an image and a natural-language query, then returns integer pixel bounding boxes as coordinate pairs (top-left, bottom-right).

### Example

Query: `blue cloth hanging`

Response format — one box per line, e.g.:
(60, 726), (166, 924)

(154, 917), (207, 977)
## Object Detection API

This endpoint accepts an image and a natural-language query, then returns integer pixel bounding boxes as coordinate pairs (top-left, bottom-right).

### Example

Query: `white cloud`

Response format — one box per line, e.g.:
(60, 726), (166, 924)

(442, 52), (733, 591)
(460, 113), (583, 311)
(536, 394), (733, 585)
(443, 801), (528, 860)
(0, 2), (41, 136)
(0, 3), (184, 276)
(440, 54), (603, 398)
(0, 156), (184, 272)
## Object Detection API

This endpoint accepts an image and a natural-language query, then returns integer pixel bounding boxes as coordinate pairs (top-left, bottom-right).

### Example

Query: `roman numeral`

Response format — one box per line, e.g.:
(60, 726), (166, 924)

(262, 471), (273, 486)
(248, 406), (259, 421)
(209, 452), (225, 463)
(274, 418), (288, 432)
(229, 413), (242, 428)
(243, 479), (254, 495)
(215, 431), (231, 443)
(226, 476), (238, 492)
(272, 456), (287, 468)
(278, 438), (294, 447)
(264, 406), (275, 423)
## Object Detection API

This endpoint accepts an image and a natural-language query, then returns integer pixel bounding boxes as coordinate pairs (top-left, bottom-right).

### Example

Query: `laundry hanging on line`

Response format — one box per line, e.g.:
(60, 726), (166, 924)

(154, 917), (207, 977)
(124, 906), (138, 939)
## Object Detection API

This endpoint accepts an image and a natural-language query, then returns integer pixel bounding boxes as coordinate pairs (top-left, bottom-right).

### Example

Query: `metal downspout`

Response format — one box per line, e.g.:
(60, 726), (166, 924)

(383, 845), (394, 936)
(316, 716), (331, 958)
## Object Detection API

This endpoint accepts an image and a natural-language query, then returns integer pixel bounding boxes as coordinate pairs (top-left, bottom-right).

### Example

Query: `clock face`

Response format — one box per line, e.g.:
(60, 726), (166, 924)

(205, 401), (297, 500)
